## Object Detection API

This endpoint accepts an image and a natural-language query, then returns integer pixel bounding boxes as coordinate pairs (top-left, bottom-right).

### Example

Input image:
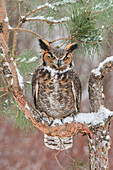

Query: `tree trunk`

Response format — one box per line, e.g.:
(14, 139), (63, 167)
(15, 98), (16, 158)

(87, 123), (111, 170)
(88, 61), (113, 169)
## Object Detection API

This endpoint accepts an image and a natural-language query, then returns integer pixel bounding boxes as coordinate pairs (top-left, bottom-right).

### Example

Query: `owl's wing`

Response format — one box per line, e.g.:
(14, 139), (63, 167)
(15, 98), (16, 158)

(72, 70), (82, 112)
(32, 69), (39, 109)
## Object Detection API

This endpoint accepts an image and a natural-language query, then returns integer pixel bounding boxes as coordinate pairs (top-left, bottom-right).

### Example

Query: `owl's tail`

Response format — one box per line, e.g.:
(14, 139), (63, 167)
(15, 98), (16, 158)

(44, 134), (73, 150)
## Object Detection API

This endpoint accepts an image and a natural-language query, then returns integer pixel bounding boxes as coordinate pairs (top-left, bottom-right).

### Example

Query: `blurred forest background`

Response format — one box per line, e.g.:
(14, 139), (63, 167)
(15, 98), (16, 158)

(0, 0), (113, 169)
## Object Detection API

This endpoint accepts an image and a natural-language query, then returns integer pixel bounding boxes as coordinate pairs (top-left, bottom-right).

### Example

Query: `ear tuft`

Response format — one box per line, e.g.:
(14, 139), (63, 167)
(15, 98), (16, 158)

(66, 43), (78, 52)
(39, 39), (50, 51)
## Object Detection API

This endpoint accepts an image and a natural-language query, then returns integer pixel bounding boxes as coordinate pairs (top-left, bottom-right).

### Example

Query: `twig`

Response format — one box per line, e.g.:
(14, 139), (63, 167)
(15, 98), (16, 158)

(95, 4), (113, 16)
(65, 153), (79, 169)
(87, 0), (91, 6)
(0, 92), (8, 98)
(18, 0), (22, 20)
(23, 18), (66, 25)
(0, 87), (8, 92)
(11, 2), (68, 57)
(24, 6), (50, 19)
(11, 4), (51, 56)
(65, 151), (75, 162)
(11, 28), (44, 40)
(12, 22), (23, 56)
(55, 150), (65, 170)
(58, 39), (68, 48)
(23, 0), (77, 19)
(49, 37), (102, 45)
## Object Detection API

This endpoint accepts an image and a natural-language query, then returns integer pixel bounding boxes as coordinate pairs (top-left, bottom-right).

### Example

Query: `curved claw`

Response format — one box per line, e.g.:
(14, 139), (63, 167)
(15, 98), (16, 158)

(60, 118), (64, 124)
(48, 120), (54, 126)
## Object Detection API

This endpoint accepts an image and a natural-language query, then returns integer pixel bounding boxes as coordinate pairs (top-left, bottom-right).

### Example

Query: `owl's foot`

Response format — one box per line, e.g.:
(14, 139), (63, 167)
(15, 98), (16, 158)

(67, 113), (75, 121)
(72, 114), (75, 121)
(60, 118), (64, 124)
(41, 112), (54, 126)
(60, 114), (74, 125)
(47, 116), (54, 126)
(48, 119), (54, 126)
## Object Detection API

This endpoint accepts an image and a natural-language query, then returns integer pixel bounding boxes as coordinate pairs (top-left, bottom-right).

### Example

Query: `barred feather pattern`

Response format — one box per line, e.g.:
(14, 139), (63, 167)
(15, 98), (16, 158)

(44, 134), (73, 150)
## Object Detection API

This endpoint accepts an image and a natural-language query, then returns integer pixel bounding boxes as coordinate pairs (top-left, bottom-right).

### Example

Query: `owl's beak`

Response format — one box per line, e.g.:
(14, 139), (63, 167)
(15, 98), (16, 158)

(57, 60), (61, 68)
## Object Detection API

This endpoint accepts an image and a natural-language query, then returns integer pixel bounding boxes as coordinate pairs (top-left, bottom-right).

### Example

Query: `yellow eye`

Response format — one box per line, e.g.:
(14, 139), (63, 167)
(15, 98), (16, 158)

(64, 56), (68, 61)
(48, 54), (55, 60)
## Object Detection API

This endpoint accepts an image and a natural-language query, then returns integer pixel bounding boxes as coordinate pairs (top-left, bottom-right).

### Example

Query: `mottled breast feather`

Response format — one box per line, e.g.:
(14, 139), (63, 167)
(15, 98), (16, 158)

(32, 66), (82, 119)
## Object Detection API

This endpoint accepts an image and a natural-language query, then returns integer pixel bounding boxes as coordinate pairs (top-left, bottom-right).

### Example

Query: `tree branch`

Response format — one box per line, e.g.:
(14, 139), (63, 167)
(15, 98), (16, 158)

(49, 36), (102, 45)
(89, 56), (113, 112)
(11, 2), (65, 56)
(22, 17), (67, 25)
(10, 28), (45, 40)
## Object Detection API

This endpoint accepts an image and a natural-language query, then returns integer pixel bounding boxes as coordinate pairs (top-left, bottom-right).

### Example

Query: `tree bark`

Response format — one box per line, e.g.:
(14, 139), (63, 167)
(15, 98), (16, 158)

(88, 59), (113, 169)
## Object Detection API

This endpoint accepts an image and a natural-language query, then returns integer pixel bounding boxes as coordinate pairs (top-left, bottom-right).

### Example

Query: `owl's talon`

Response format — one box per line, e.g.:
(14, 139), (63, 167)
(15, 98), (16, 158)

(69, 113), (75, 121)
(41, 114), (44, 120)
(48, 120), (54, 126)
(72, 114), (75, 121)
(60, 118), (64, 124)
(47, 116), (54, 126)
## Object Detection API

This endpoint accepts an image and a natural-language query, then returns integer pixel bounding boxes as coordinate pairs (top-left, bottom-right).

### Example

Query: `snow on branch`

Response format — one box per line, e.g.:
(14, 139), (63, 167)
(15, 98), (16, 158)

(24, 3), (57, 19)
(36, 3), (57, 11)
(21, 16), (70, 24)
(35, 0), (78, 11)
(14, 62), (24, 90)
(91, 56), (113, 76)
(42, 106), (113, 127)
(53, 0), (78, 6)
(21, 1), (77, 24)
(75, 106), (113, 126)
(89, 56), (113, 112)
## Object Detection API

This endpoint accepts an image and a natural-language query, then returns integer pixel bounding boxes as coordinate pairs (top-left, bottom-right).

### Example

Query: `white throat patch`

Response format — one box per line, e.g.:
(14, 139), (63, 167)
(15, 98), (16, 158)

(44, 66), (72, 76)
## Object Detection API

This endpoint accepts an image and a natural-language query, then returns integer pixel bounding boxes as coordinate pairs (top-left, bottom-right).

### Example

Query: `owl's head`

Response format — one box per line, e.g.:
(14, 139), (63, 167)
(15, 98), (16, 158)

(39, 39), (78, 71)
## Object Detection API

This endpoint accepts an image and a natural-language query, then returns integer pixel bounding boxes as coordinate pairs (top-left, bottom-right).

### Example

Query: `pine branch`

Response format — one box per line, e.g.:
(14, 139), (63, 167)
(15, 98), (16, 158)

(18, 0), (22, 20)
(49, 36), (102, 45)
(24, 3), (56, 19)
(21, 16), (68, 24)
(87, 0), (91, 6)
(11, 28), (44, 39)
(11, 2), (66, 56)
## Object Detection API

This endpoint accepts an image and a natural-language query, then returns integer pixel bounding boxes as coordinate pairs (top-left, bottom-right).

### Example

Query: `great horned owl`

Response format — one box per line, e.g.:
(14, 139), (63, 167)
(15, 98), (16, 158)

(32, 39), (82, 150)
